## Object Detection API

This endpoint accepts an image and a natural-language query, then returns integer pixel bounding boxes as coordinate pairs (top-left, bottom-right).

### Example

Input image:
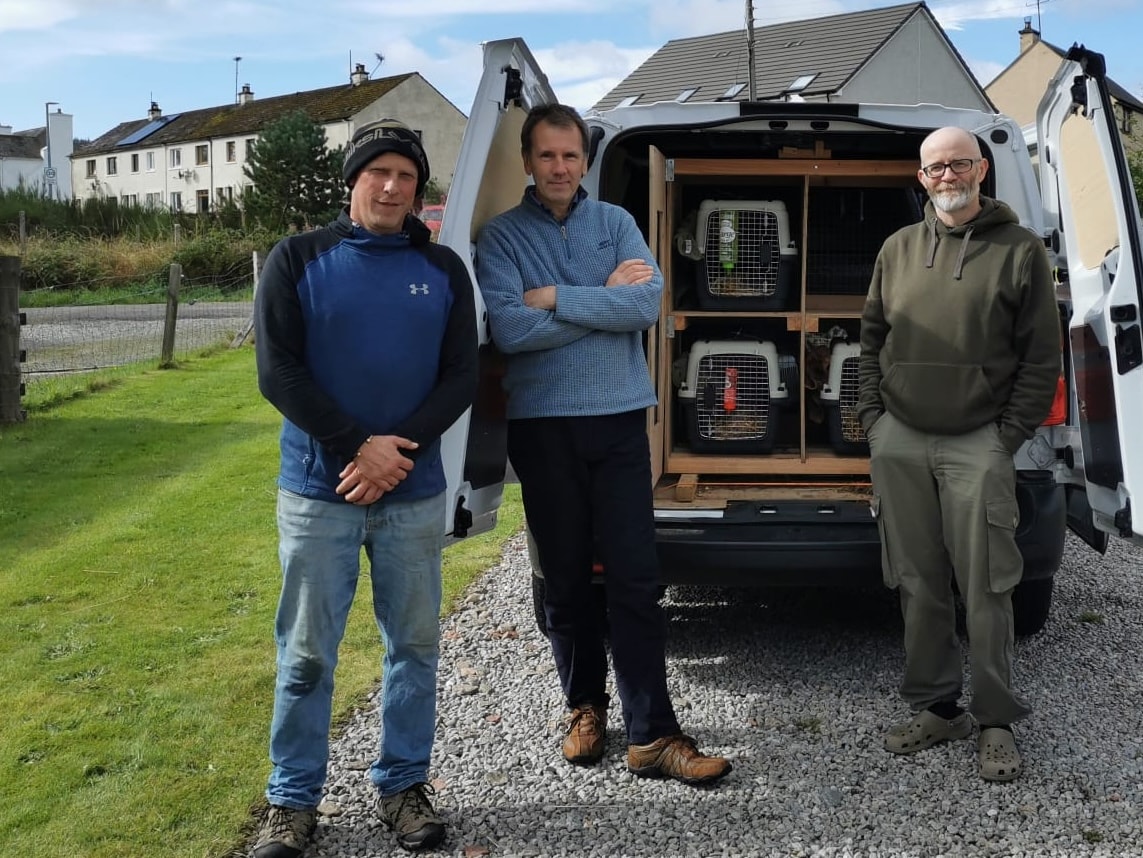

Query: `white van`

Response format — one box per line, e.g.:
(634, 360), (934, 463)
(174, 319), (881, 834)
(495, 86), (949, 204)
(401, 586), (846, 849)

(437, 38), (1143, 636)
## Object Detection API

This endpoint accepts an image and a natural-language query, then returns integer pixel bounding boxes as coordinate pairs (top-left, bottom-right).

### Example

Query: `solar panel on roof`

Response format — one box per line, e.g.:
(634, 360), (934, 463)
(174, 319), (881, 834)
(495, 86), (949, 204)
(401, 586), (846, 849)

(116, 114), (179, 147)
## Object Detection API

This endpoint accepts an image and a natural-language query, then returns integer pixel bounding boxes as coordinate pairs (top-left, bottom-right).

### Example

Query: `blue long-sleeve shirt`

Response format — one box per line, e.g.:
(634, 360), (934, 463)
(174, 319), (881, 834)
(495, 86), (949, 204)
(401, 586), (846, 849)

(475, 188), (661, 419)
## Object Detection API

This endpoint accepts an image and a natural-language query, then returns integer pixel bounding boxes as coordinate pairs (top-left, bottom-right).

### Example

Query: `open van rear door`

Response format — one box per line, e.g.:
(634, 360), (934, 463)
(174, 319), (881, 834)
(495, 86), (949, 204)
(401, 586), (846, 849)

(439, 38), (558, 542)
(1038, 46), (1143, 545)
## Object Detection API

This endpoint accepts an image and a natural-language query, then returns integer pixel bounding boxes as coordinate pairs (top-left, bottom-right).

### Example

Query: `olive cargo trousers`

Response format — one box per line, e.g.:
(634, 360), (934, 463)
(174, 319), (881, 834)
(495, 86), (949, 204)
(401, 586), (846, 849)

(868, 411), (1031, 727)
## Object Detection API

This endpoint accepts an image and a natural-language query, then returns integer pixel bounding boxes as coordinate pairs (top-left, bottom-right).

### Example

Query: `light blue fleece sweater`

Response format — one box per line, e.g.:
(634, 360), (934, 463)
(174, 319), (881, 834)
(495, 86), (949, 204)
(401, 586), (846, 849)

(475, 188), (662, 419)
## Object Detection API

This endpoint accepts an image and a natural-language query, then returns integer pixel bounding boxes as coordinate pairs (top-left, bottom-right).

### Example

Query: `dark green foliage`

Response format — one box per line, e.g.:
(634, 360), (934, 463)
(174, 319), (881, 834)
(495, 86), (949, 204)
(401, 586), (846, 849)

(0, 186), (183, 241)
(422, 177), (446, 205)
(242, 110), (346, 232)
(174, 229), (272, 290)
(1129, 148), (1143, 209)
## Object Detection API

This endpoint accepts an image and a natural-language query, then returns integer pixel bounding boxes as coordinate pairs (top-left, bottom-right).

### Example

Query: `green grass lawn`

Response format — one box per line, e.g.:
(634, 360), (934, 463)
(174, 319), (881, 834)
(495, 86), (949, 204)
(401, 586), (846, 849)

(0, 347), (523, 857)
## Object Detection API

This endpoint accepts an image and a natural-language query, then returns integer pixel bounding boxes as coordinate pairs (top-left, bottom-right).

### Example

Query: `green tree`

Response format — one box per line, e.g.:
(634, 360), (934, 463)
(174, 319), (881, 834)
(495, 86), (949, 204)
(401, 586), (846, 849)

(243, 110), (345, 232)
(1129, 147), (1143, 209)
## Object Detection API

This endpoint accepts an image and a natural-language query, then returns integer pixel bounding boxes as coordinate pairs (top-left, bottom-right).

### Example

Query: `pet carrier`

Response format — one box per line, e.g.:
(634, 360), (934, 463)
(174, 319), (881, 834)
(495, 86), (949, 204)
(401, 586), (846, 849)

(693, 200), (798, 310)
(677, 340), (788, 453)
(819, 342), (867, 454)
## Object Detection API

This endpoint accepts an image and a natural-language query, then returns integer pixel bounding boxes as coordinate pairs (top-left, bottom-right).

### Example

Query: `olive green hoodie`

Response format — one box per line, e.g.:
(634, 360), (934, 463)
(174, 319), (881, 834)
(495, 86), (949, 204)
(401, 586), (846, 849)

(857, 196), (1061, 454)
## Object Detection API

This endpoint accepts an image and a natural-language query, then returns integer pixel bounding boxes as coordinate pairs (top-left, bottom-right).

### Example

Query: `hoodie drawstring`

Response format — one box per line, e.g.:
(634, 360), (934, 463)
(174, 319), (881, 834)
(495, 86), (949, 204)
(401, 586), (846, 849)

(925, 218), (938, 269)
(952, 225), (974, 280)
(926, 218), (975, 280)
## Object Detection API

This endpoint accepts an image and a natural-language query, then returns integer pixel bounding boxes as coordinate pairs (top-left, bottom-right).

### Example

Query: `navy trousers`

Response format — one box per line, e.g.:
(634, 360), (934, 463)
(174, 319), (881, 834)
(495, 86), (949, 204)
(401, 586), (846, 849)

(507, 409), (681, 745)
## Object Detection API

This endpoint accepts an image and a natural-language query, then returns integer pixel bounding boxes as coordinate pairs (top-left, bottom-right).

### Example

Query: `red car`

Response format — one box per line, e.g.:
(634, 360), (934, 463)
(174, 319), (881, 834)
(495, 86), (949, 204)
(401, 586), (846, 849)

(419, 204), (445, 238)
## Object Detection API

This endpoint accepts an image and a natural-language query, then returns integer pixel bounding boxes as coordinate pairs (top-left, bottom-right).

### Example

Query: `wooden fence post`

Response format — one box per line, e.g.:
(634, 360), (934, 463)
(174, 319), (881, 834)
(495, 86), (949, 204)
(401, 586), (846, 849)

(230, 249), (261, 348)
(18, 211), (26, 257)
(0, 255), (26, 424)
(159, 263), (181, 368)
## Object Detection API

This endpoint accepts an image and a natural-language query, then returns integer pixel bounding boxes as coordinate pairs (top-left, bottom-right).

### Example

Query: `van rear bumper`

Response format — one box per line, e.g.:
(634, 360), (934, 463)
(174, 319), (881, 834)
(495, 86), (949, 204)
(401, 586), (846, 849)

(653, 475), (1065, 588)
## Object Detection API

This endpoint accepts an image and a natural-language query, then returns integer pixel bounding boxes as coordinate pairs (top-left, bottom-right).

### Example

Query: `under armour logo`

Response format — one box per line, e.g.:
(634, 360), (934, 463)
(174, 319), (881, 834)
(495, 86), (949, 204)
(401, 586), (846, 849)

(409, 284), (429, 295)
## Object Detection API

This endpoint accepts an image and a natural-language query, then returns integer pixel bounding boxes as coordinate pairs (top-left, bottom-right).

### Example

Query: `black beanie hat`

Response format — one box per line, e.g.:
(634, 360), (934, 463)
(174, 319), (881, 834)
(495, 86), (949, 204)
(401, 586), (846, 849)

(342, 119), (430, 196)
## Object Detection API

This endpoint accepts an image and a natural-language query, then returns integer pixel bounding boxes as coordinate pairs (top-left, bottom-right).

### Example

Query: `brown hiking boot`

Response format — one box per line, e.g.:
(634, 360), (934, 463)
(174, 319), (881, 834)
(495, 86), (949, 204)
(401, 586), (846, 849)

(561, 703), (607, 765)
(627, 734), (732, 785)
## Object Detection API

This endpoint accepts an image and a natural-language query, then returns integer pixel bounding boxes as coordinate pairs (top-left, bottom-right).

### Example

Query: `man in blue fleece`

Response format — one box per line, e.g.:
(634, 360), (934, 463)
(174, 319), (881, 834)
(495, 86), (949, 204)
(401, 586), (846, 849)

(253, 119), (477, 856)
(475, 103), (730, 786)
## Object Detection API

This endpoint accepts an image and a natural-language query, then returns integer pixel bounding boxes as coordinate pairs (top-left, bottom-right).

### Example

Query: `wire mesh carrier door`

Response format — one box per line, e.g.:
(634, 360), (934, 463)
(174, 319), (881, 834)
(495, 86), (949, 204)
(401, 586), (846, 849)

(677, 340), (789, 453)
(819, 341), (868, 454)
(693, 200), (798, 310)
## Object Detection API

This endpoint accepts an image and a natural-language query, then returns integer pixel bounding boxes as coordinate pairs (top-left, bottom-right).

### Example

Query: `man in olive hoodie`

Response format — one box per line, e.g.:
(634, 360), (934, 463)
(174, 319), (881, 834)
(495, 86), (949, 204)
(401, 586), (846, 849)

(858, 126), (1061, 783)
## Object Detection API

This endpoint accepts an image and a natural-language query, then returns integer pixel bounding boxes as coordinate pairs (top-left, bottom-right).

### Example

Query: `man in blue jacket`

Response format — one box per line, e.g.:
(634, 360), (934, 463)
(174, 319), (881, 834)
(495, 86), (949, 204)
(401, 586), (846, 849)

(253, 119), (477, 856)
(476, 103), (730, 786)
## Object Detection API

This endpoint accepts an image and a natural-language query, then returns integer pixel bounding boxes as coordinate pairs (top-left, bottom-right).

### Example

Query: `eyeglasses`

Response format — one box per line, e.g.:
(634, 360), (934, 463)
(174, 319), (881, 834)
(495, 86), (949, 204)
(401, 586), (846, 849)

(920, 158), (979, 179)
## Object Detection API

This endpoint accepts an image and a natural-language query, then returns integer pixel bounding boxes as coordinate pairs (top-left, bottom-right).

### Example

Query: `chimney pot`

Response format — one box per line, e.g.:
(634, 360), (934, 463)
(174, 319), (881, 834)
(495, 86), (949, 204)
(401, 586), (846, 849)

(351, 63), (368, 86)
(1019, 17), (1040, 54)
(148, 101), (161, 120)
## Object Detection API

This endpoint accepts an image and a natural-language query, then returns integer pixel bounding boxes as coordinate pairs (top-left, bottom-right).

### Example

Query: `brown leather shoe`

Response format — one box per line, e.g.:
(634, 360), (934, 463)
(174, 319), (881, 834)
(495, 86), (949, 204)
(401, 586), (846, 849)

(561, 704), (607, 765)
(627, 734), (731, 785)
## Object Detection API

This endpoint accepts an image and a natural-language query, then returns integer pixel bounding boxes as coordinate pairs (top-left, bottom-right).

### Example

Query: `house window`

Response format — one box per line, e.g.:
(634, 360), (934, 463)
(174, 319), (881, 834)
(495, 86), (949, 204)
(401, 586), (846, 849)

(216, 186), (234, 203)
(245, 138), (256, 158)
(195, 144), (209, 166)
(170, 191), (182, 211)
(196, 189), (210, 213)
(130, 153), (139, 173)
(85, 159), (96, 178)
(120, 194), (137, 207)
(720, 83), (746, 100)
(676, 87), (699, 103)
(226, 141), (237, 162)
(1119, 104), (1134, 134)
(145, 192), (162, 208)
(106, 156), (118, 175)
(146, 151), (155, 171)
(170, 148), (182, 168)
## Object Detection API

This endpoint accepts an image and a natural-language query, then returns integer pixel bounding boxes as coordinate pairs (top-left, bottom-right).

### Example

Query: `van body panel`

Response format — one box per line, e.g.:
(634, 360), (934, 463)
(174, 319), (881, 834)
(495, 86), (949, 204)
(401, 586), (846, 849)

(453, 37), (1140, 634)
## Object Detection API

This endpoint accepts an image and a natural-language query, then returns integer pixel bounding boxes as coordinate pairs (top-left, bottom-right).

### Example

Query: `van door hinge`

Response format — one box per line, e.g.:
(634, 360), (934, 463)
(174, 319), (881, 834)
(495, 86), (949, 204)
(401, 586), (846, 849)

(665, 159), (675, 182)
(1113, 319), (1142, 374)
(502, 66), (523, 107)
(1114, 500), (1132, 539)
(453, 495), (473, 538)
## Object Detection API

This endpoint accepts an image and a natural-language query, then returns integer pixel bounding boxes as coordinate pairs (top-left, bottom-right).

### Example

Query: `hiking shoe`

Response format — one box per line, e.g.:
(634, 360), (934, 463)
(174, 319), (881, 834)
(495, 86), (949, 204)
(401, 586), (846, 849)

(562, 703), (607, 765)
(627, 734), (732, 785)
(884, 709), (973, 755)
(253, 804), (317, 858)
(378, 783), (445, 852)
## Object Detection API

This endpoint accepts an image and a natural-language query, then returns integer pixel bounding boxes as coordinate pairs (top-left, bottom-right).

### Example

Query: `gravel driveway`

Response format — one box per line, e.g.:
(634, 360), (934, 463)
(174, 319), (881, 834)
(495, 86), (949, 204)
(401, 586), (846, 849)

(287, 531), (1143, 858)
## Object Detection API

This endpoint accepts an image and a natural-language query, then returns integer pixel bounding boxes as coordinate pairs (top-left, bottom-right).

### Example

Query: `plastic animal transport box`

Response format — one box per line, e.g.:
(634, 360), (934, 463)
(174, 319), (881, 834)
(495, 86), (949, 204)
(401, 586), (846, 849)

(819, 342), (868, 454)
(678, 340), (789, 453)
(694, 200), (798, 310)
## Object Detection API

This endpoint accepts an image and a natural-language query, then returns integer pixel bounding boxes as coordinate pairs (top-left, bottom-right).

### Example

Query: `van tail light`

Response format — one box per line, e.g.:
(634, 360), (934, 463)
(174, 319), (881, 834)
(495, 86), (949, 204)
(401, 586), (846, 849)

(723, 367), (738, 412)
(1042, 373), (1066, 426)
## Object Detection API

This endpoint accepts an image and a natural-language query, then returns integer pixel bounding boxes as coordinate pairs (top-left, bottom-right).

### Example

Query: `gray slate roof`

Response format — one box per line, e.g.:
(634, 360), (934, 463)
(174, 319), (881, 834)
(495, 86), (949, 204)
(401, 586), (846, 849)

(74, 73), (418, 158)
(0, 127), (45, 159)
(593, 2), (973, 110)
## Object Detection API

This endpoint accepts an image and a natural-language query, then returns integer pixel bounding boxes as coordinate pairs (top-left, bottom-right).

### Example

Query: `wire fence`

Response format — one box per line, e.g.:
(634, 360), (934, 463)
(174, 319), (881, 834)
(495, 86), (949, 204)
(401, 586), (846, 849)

(21, 277), (253, 382)
(0, 254), (259, 422)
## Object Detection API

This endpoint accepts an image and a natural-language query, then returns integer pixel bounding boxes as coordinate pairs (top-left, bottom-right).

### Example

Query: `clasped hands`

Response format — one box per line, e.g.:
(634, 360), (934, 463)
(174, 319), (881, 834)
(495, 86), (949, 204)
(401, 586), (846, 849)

(336, 434), (418, 505)
(522, 259), (653, 309)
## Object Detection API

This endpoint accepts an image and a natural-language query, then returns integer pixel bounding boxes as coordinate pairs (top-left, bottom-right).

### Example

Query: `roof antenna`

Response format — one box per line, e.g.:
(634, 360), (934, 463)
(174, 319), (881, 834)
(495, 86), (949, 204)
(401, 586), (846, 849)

(371, 53), (385, 78)
(745, 0), (756, 100)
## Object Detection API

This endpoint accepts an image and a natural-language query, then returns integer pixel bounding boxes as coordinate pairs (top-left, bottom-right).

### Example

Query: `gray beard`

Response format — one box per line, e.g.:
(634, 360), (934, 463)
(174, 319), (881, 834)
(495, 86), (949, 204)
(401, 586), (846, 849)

(930, 186), (973, 213)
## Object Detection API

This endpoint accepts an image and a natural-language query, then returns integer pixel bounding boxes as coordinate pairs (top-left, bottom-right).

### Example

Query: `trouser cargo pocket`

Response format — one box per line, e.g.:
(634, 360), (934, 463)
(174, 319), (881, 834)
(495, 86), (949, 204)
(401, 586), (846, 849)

(872, 494), (898, 589)
(986, 498), (1023, 594)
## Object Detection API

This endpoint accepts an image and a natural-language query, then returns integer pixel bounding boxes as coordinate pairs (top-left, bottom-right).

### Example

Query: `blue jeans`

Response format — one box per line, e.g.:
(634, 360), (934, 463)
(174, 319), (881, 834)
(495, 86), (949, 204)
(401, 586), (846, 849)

(266, 488), (446, 808)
